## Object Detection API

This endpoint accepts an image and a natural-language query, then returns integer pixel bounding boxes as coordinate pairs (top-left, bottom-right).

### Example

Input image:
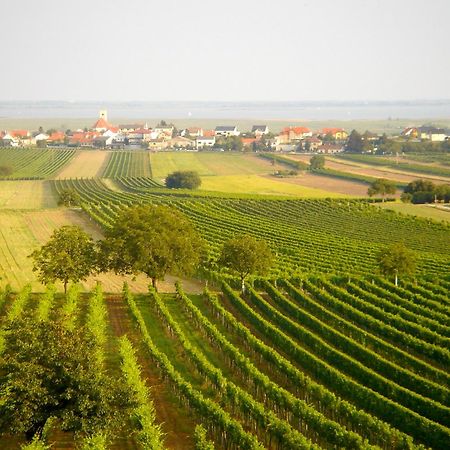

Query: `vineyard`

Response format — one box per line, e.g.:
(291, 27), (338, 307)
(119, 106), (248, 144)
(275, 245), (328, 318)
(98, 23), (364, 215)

(1, 273), (449, 449)
(52, 178), (449, 277)
(102, 151), (153, 178)
(0, 148), (75, 179)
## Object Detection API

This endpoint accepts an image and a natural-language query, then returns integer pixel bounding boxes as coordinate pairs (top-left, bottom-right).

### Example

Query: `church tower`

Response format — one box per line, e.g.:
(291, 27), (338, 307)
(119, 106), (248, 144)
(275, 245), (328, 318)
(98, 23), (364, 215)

(99, 110), (108, 122)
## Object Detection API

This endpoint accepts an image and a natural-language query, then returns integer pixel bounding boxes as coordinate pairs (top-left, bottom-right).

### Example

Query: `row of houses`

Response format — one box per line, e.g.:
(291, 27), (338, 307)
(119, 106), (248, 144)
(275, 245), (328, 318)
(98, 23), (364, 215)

(1, 111), (448, 152)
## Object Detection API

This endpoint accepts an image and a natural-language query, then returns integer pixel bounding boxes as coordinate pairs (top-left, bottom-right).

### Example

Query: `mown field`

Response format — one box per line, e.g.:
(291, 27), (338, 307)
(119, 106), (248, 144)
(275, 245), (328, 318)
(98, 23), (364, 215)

(0, 147), (449, 449)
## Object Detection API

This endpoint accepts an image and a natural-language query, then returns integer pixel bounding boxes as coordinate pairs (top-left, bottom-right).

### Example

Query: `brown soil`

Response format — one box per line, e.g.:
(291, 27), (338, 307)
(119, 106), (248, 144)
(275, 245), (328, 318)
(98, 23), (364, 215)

(106, 295), (197, 449)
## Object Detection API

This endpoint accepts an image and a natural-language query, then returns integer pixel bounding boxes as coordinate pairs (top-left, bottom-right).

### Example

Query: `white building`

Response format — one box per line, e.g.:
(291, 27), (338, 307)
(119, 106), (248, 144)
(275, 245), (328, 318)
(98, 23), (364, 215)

(196, 136), (216, 149)
(215, 126), (240, 137)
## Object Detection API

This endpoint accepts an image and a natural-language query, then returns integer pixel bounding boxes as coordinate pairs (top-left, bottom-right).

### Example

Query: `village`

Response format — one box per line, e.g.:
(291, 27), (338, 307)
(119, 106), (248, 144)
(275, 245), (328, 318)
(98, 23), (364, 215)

(0, 110), (449, 154)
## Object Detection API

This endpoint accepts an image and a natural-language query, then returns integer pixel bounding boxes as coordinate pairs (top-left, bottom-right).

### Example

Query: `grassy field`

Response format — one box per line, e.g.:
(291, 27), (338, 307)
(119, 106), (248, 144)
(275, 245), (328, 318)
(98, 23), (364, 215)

(150, 151), (275, 179)
(56, 150), (110, 178)
(0, 180), (57, 209)
(375, 202), (450, 223)
(199, 174), (348, 197)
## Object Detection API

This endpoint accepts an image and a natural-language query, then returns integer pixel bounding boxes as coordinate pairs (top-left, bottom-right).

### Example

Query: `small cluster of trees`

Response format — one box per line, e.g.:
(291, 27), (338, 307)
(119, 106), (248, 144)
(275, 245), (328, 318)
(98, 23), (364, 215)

(401, 179), (450, 204)
(165, 170), (201, 189)
(367, 178), (396, 201)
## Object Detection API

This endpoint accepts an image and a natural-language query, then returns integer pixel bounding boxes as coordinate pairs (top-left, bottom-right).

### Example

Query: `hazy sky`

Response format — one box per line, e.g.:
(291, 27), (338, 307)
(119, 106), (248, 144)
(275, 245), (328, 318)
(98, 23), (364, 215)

(1, 0), (449, 102)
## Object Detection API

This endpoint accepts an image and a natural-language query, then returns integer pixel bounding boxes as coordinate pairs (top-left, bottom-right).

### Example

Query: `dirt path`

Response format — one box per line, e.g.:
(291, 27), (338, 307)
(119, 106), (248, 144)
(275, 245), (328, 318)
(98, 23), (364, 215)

(106, 295), (196, 449)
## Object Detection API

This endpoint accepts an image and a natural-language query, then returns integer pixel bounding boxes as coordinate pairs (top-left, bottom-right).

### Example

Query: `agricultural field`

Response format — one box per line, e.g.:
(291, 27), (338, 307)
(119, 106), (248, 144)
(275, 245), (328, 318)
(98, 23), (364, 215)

(53, 178), (450, 277)
(0, 148), (75, 179)
(55, 150), (111, 178)
(150, 151), (276, 179)
(1, 274), (449, 448)
(103, 151), (153, 178)
(0, 180), (57, 209)
(375, 201), (450, 223)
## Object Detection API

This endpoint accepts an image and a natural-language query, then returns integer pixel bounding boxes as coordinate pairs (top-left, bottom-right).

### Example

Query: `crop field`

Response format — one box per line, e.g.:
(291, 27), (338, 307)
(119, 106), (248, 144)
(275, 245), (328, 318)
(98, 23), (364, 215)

(376, 202), (450, 223)
(0, 180), (57, 209)
(55, 150), (111, 178)
(103, 151), (153, 178)
(150, 151), (276, 179)
(0, 148), (75, 179)
(1, 274), (449, 449)
(53, 178), (449, 277)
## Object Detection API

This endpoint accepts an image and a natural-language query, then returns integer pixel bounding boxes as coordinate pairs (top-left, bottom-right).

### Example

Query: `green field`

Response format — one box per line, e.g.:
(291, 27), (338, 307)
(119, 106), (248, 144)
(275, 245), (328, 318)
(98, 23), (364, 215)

(376, 201), (450, 222)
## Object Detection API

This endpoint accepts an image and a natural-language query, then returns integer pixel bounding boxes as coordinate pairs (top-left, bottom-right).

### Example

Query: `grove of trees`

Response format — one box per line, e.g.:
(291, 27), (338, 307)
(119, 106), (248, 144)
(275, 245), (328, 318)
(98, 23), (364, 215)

(367, 178), (396, 201)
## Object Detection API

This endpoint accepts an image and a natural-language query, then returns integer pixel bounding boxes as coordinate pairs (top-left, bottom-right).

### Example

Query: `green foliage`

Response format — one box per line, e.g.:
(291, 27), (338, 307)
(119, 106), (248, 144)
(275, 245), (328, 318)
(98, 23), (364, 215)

(103, 151), (153, 178)
(165, 170), (202, 189)
(215, 136), (243, 151)
(309, 155), (325, 171)
(377, 243), (416, 284)
(58, 189), (81, 207)
(30, 226), (98, 293)
(367, 178), (396, 200)
(218, 235), (273, 285)
(194, 425), (215, 450)
(102, 204), (204, 288)
(0, 316), (132, 442)
(346, 130), (364, 153)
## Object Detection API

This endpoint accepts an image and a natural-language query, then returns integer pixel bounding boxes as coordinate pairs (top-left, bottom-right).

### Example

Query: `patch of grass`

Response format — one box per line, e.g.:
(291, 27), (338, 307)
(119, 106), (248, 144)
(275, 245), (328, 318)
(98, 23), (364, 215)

(200, 174), (348, 197)
(0, 181), (57, 210)
(375, 202), (450, 223)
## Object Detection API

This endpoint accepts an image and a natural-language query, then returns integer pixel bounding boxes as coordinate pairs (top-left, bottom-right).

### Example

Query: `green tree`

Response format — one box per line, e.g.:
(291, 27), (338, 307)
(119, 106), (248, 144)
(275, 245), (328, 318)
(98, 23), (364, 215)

(0, 316), (132, 442)
(30, 226), (97, 293)
(404, 179), (435, 194)
(377, 243), (416, 286)
(58, 189), (81, 207)
(218, 235), (273, 293)
(165, 171), (201, 189)
(309, 154), (325, 171)
(345, 130), (364, 153)
(101, 205), (203, 289)
(367, 178), (396, 201)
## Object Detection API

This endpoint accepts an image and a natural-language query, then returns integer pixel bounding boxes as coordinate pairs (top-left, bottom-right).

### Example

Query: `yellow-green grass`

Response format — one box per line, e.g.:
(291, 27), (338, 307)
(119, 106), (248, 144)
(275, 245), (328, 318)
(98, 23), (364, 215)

(150, 152), (275, 179)
(200, 174), (348, 197)
(0, 180), (57, 209)
(375, 202), (450, 223)
(0, 208), (203, 293)
(56, 150), (111, 179)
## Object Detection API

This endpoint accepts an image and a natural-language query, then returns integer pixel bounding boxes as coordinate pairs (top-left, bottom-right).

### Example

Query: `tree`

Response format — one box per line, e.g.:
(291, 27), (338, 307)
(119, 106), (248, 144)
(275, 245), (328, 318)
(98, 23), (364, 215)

(30, 226), (97, 293)
(367, 178), (396, 201)
(101, 205), (203, 289)
(58, 189), (81, 207)
(404, 179), (435, 195)
(165, 171), (201, 189)
(376, 243), (416, 286)
(218, 235), (273, 293)
(345, 130), (364, 153)
(309, 155), (325, 171)
(0, 316), (132, 442)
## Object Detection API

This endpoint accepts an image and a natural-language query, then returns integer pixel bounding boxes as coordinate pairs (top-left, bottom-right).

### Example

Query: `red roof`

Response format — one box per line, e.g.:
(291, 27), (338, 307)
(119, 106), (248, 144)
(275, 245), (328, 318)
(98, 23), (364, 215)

(92, 118), (110, 129)
(322, 128), (346, 135)
(282, 126), (311, 135)
(203, 130), (215, 137)
(48, 131), (66, 141)
(108, 126), (120, 133)
(10, 130), (30, 138)
(241, 137), (258, 145)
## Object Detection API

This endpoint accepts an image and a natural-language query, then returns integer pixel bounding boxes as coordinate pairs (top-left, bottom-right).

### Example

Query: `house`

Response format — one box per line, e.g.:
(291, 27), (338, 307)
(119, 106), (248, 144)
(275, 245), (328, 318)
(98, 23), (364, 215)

(275, 144), (298, 153)
(92, 117), (111, 132)
(251, 125), (269, 137)
(118, 123), (147, 132)
(203, 129), (215, 137)
(303, 136), (322, 151)
(0, 133), (19, 147)
(182, 127), (203, 137)
(241, 137), (259, 147)
(47, 131), (66, 145)
(196, 136), (215, 149)
(154, 126), (174, 137)
(69, 131), (98, 147)
(167, 136), (194, 149)
(34, 133), (50, 144)
(401, 127), (419, 139)
(316, 144), (344, 154)
(215, 126), (240, 137)
(128, 128), (153, 143)
(280, 126), (312, 142)
(321, 128), (348, 140)
(93, 136), (114, 148)
(147, 139), (168, 151)
(417, 126), (447, 142)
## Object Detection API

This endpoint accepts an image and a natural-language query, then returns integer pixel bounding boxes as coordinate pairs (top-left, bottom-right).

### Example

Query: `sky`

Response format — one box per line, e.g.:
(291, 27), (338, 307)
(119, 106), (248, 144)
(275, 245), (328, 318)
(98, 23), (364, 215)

(0, 0), (449, 102)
